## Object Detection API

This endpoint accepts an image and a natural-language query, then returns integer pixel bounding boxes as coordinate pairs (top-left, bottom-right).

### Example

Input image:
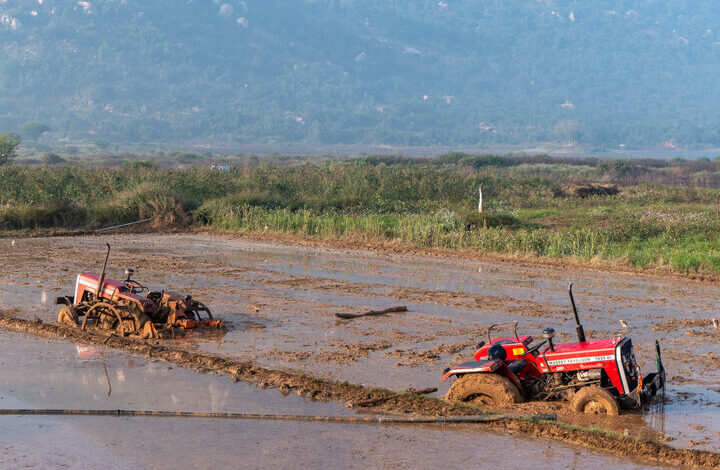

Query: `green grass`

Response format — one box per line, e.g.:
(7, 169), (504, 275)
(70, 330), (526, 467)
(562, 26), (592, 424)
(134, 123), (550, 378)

(3, 156), (720, 274)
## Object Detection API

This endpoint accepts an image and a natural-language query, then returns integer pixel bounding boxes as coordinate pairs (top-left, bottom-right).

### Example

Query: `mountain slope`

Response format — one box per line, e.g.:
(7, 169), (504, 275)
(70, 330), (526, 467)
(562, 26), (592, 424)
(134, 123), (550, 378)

(1, 0), (720, 148)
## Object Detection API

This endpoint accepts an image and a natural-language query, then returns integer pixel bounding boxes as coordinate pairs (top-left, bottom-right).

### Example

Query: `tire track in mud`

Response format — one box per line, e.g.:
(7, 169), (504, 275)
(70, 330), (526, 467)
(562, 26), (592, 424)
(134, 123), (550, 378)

(0, 312), (718, 469)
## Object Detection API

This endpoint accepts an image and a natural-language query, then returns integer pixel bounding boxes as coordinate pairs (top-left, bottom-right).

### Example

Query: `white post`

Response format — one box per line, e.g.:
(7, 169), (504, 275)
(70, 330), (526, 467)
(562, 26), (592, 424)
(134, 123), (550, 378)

(478, 186), (483, 213)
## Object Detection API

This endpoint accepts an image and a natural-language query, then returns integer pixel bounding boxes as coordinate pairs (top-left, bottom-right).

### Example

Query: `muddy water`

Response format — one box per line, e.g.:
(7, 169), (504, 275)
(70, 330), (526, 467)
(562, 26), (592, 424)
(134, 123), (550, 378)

(1, 234), (719, 454)
(0, 331), (668, 469)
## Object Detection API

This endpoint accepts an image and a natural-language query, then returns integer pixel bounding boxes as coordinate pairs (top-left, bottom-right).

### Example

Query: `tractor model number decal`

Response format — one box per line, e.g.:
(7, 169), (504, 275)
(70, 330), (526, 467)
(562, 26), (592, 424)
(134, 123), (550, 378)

(547, 355), (614, 366)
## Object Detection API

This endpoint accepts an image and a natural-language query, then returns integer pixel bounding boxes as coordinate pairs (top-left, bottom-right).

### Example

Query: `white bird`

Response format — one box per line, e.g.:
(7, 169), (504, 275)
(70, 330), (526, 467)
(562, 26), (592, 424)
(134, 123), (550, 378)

(11, 240), (15, 246)
(619, 319), (629, 329)
(713, 318), (719, 330)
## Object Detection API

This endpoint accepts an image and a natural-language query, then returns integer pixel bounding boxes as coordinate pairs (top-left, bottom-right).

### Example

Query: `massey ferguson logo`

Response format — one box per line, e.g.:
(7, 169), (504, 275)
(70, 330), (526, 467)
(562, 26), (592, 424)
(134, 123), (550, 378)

(547, 355), (614, 366)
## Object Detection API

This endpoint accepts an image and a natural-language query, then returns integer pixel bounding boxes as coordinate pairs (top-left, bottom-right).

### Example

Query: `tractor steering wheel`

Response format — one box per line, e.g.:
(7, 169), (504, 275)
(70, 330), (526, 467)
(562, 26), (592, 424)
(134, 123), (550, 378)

(522, 339), (548, 357)
(124, 279), (146, 294)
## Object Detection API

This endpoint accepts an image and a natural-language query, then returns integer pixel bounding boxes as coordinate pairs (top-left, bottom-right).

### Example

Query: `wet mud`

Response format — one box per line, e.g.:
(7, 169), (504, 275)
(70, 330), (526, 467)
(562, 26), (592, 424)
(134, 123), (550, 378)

(2, 331), (659, 470)
(0, 335), (671, 470)
(1, 234), (720, 468)
(0, 312), (715, 469)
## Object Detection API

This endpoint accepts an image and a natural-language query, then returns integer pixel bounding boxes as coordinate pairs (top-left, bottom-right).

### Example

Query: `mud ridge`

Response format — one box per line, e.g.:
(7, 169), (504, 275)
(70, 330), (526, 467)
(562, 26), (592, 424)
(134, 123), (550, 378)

(209, 230), (720, 285)
(0, 312), (719, 469)
(9, 226), (720, 284)
(6, 228), (720, 283)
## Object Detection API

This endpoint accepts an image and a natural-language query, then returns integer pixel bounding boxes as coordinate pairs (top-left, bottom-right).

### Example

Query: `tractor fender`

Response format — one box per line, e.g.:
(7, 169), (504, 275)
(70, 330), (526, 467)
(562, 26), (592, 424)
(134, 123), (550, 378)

(55, 296), (74, 306)
(441, 359), (504, 382)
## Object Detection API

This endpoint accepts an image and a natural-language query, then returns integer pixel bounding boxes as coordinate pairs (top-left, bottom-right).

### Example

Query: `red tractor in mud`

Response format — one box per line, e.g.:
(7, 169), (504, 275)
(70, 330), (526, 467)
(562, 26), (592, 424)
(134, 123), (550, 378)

(442, 283), (665, 415)
(56, 244), (223, 339)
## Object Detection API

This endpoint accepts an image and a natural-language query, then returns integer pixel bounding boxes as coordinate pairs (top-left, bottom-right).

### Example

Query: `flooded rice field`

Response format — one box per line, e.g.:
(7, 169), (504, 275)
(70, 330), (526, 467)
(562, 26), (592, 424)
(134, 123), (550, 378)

(0, 331), (668, 469)
(0, 233), (718, 465)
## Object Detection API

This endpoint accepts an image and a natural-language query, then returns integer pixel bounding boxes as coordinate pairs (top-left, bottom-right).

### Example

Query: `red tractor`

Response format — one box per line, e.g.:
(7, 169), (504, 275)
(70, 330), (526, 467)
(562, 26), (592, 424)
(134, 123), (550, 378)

(441, 283), (665, 415)
(56, 244), (223, 339)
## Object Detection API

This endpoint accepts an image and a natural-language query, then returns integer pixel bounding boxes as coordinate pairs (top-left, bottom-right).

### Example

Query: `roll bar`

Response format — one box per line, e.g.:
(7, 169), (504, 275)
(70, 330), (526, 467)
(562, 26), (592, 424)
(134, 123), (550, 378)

(487, 321), (520, 344)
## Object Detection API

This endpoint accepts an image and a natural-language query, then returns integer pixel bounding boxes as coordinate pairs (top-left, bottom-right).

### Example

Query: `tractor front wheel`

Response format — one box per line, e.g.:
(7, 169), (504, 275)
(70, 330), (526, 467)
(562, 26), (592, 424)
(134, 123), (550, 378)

(444, 374), (524, 406)
(570, 386), (619, 416)
(57, 306), (79, 326)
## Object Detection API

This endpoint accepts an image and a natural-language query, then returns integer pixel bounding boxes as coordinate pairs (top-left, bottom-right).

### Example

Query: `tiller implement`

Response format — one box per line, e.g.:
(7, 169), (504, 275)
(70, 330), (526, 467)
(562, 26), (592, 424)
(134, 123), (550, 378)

(442, 283), (665, 415)
(56, 244), (223, 339)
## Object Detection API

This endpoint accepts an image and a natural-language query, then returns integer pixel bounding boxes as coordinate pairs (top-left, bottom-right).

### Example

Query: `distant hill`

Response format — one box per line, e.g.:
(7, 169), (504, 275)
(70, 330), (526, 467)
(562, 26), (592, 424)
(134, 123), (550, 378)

(1, 0), (720, 149)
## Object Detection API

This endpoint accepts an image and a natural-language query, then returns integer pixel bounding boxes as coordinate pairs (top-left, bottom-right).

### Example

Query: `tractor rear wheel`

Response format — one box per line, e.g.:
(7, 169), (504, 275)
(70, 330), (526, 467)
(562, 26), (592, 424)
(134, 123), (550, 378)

(570, 386), (619, 416)
(84, 302), (139, 336)
(444, 374), (524, 405)
(128, 309), (154, 333)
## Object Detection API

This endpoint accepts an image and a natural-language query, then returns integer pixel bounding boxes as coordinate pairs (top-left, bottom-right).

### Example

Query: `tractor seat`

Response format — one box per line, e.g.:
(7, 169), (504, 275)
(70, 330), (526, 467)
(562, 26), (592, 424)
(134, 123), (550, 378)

(506, 358), (527, 374)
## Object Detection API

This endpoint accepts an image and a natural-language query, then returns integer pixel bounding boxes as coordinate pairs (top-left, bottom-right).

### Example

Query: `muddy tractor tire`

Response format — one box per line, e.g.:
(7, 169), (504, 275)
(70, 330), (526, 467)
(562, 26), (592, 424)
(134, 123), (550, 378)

(445, 373), (524, 405)
(140, 320), (158, 339)
(83, 303), (124, 332)
(127, 309), (157, 339)
(570, 385), (620, 416)
(57, 306), (79, 326)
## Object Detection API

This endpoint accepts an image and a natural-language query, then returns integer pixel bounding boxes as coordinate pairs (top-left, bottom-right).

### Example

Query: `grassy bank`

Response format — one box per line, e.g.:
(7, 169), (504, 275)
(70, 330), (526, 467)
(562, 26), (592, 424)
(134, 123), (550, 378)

(2, 155), (720, 273)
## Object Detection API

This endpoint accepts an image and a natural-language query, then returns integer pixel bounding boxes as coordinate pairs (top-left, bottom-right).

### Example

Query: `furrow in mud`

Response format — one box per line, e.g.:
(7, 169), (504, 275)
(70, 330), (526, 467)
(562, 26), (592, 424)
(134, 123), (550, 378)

(0, 312), (718, 469)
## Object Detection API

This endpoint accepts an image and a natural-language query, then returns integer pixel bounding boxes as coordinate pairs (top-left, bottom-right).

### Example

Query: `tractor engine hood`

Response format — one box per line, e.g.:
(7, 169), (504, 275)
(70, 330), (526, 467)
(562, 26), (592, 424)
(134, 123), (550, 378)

(539, 338), (621, 372)
(76, 273), (157, 312)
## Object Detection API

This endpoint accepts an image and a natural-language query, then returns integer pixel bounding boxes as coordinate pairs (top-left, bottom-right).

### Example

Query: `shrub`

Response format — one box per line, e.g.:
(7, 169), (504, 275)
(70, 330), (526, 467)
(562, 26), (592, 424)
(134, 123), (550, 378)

(460, 210), (526, 230)
(0, 202), (85, 230)
(42, 153), (65, 165)
(0, 133), (21, 165)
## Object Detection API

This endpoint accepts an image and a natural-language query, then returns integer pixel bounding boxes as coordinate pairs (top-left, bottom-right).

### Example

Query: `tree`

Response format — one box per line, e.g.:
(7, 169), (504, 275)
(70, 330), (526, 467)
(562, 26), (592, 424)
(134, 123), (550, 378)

(19, 121), (50, 142)
(0, 133), (21, 165)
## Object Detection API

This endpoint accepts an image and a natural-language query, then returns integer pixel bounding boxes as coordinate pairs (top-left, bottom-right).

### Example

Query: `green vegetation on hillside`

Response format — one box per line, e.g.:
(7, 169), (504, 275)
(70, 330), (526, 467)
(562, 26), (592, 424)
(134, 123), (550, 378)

(3, 154), (720, 274)
(2, 1), (720, 147)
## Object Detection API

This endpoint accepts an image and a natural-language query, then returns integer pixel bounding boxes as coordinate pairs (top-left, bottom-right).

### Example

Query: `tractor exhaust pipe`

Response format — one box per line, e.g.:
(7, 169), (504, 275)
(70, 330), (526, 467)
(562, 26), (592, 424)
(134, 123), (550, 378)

(95, 243), (111, 298)
(568, 282), (587, 343)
